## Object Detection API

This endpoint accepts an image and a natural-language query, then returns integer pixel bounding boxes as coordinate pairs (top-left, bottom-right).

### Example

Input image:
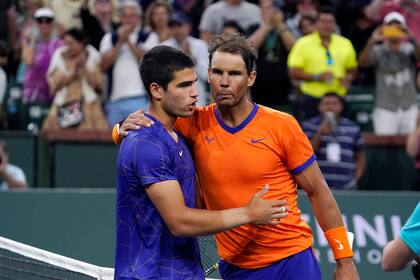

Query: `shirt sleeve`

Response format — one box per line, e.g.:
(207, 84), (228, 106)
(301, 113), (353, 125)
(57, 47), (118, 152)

(132, 138), (177, 187)
(354, 126), (364, 152)
(279, 115), (316, 174)
(199, 7), (216, 33)
(400, 203), (420, 255)
(99, 33), (112, 54)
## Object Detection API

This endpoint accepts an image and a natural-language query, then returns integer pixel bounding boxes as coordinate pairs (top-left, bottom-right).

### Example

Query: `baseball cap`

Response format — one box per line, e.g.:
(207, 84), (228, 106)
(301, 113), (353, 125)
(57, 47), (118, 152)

(34, 7), (55, 19)
(383, 11), (406, 27)
(169, 11), (189, 26)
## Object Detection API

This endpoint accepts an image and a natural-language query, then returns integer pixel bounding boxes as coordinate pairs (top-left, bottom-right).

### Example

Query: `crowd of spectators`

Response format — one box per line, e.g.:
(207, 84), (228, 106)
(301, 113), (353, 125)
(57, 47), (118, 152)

(0, 0), (419, 191)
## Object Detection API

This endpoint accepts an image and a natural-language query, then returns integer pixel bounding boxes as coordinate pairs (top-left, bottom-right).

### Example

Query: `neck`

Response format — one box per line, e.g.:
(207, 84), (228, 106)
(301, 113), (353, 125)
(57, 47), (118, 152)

(217, 98), (254, 127)
(319, 32), (331, 44)
(147, 103), (177, 132)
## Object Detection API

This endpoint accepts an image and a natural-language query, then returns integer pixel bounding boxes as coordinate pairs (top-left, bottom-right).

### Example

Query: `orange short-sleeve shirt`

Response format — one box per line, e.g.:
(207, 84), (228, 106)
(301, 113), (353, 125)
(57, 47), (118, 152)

(175, 104), (315, 269)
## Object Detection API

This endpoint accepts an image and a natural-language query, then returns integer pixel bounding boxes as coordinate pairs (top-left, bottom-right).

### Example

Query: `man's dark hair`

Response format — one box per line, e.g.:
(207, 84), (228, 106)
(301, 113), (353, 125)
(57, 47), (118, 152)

(322, 92), (344, 105)
(140, 46), (195, 98)
(222, 20), (245, 35)
(317, 6), (336, 18)
(63, 28), (89, 45)
(208, 33), (257, 74)
(0, 41), (9, 58)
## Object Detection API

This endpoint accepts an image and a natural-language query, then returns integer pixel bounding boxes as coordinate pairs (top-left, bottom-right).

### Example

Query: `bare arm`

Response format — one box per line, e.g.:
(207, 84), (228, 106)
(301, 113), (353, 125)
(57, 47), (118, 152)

(146, 181), (287, 237)
(0, 154), (27, 189)
(382, 237), (416, 271)
(101, 40), (124, 70)
(354, 151), (366, 181)
(127, 41), (147, 60)
(406, 126), (420, 157)
(295, 162), (359, 279)
(200, 31), (212, 43)
(359, 26), (382, 68)
(247, 23), (272, 49)
(363, 0), (384, 21)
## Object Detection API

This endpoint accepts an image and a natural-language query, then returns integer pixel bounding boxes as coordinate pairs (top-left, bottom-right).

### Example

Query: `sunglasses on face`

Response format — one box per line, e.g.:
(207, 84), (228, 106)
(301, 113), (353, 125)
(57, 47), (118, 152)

(36, 17), (53, 24)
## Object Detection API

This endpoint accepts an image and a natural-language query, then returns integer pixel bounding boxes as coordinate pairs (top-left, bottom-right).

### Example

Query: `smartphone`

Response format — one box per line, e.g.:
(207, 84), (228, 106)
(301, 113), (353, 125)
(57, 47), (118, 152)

(382, 25), (405, 39)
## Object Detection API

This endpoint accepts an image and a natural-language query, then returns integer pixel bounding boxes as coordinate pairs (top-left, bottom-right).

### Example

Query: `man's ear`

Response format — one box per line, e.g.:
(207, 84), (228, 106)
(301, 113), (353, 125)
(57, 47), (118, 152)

(150, 83), (163, 100)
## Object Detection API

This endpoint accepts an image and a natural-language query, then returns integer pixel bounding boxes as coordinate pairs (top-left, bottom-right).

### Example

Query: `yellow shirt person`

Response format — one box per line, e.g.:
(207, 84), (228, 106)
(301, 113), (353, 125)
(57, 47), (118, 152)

(288, 32), (358, 98)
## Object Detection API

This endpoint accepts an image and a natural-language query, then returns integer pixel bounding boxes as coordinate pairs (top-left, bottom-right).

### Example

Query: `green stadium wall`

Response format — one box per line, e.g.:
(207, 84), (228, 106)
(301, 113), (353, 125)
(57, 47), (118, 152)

(0, 190), (418, 279)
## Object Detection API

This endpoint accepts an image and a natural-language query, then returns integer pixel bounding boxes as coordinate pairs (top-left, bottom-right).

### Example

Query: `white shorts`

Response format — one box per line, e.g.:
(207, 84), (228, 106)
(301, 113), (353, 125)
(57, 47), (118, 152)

(373, 105), (418, 135)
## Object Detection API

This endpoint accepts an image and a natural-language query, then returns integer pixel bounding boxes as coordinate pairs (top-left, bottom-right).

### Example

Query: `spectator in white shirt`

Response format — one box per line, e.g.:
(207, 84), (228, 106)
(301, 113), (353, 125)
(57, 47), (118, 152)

(161, 11), (209, 105)
(100, 0), (150, 126)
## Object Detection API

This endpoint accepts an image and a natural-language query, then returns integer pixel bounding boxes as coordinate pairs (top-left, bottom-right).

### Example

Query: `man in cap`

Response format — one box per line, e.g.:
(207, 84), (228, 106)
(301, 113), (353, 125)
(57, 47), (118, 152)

(359, 11), (420, 135)
(161, 11), (209, 106)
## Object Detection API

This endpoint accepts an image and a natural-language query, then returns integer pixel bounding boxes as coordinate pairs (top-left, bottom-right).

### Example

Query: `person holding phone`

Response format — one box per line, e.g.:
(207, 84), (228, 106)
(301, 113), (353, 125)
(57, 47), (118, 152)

(302, 93), (366, 190)
(359, 11), (420, 135)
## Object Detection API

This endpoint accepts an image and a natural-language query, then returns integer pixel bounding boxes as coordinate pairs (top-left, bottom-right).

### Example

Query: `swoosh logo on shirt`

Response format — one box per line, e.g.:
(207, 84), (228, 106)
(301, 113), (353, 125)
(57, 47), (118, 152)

(205, 136), (215, 143)
(179, 150), (183, 157)
(251, 138), (266, 144)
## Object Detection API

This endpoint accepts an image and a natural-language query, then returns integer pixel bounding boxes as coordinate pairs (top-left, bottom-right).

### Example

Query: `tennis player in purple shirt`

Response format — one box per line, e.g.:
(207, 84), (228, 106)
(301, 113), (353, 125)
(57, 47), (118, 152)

(115, 45), (288, 279)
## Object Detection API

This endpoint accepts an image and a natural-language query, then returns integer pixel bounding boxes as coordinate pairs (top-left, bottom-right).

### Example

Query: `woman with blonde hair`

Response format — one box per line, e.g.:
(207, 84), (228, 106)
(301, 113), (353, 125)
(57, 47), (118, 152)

(142, 1), (172, 50)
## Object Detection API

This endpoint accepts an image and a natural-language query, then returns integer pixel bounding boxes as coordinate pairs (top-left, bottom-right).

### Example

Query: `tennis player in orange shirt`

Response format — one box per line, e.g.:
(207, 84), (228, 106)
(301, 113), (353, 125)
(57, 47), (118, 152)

(114, 33), (359, 280)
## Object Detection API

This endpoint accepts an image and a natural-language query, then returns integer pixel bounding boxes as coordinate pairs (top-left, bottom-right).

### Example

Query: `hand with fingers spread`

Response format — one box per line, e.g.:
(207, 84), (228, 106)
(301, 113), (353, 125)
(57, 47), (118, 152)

(246, 184), (288, 225)
(119, 109), (155, 136)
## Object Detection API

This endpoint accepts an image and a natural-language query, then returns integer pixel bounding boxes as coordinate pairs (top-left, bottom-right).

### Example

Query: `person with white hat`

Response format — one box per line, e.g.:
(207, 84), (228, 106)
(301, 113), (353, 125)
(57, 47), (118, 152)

(21, 7), (62, 109)
(359, 11), (420, 135)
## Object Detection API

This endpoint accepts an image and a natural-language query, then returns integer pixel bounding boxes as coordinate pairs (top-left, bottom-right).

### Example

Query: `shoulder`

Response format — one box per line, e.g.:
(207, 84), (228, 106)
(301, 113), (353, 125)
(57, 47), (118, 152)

(339, 118), (361, 133)
(205, 1), (228, 12)
(256, 106), (302, 131)
(334, 34), (354, 47)
(99, 32), (112, 50)
(121, 127), (169, 159)
(188, 37), (207, 48)
(242, 1), (260, 10)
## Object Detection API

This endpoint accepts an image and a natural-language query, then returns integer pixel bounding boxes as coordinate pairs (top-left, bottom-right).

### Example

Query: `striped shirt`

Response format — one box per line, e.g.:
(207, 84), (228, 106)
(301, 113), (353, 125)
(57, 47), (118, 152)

(302, 116), (364, 189)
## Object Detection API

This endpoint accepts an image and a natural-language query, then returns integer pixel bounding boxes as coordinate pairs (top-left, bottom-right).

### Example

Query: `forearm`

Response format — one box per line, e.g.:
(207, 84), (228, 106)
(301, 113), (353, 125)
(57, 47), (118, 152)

(363, 0), (383, 21)
(22, 45), (35, 65)
(288, 68), (318, 82)
(382, 238), (415, 271)
(354, 152), (366, 180)
(358, 42), (374, 67)
(101, 42), (123, 70)
(277, 24), (295, 50)
(83, 68), (102, 91)
(406, 129), (420, 157)
(171, 206), (251, 237)
(51, 71), (77, 93)
(200, 31), (211, 43)
(127, 42), (146, 60)
(0, 172), (27, 189)
(247, 23), (271, 49)
(297, 165), (344, 230)
(309, 132), (322, 150)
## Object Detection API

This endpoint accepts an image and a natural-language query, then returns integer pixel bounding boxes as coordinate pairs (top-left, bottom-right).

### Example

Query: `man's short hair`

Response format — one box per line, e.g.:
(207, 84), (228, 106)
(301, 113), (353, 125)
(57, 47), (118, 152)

(118, 0), (142, 16)
(321, 92), (344, 105)
(140, 46), (195, 98)
(317, 6), (336, 18)
(208, 33), (257, 74)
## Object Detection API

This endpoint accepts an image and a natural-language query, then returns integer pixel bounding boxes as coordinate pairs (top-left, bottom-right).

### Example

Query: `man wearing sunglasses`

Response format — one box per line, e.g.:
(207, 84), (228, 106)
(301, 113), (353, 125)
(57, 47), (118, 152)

(287, 6), (358, 121)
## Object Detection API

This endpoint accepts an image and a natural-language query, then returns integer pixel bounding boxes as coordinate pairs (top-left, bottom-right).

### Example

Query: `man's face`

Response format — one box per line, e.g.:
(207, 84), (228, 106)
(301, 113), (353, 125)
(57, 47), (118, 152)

(120, 6), (140, 30)
(318, 95), (343, 117)
(161, 68), (199, 118)
(208, 51), (256, 107)
(317, 13), (336, 37)
(171, 23), (189, 42)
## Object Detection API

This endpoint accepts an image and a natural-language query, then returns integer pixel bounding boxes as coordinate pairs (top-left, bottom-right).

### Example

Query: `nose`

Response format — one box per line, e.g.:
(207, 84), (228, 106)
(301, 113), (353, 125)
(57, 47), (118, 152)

(190, 83), (199, 99)
(220, 73), (229, 88)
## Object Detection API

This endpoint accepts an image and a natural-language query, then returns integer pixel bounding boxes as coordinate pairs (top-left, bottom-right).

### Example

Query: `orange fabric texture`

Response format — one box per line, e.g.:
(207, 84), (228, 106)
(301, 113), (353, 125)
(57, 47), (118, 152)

(175, 104), (316, 269)
(324, 226), (354, 260)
